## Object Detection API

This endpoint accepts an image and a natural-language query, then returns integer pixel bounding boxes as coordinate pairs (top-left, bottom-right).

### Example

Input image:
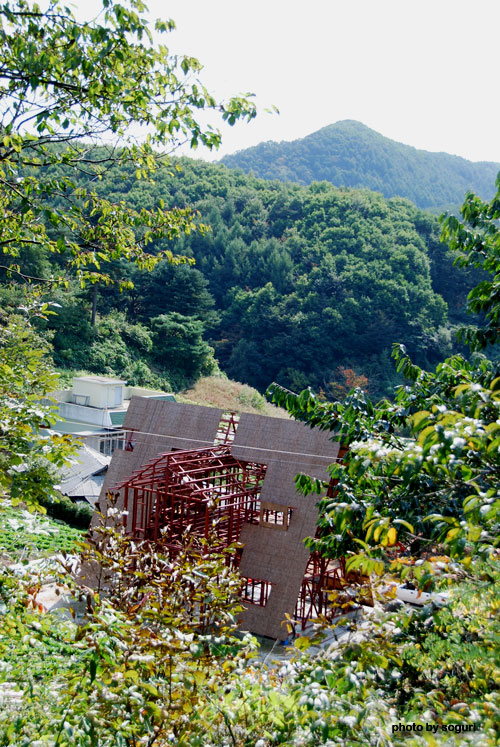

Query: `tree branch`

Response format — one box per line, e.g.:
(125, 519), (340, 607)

(0, 264), (56, 283)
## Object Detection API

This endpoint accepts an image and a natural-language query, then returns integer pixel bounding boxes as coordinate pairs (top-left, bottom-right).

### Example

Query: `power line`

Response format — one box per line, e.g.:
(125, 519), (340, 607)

(118, 427), (340, 464)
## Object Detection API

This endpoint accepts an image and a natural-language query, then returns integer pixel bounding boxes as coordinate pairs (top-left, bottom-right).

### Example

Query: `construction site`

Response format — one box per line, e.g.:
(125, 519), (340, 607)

(93, 398), (351, 640)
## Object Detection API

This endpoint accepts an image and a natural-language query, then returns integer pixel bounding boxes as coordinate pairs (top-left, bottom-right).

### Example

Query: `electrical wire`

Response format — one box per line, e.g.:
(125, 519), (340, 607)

(115, 427), (340, 465)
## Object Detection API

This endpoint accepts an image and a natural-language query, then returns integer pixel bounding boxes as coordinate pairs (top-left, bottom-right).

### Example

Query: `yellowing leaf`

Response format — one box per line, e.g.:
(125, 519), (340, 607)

(293, 636), (311, 651)
(193, 671), (206, 686)
(387, 527), (397, 546)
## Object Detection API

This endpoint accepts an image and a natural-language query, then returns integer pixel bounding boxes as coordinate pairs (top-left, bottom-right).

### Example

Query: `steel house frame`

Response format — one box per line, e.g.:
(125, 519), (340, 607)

(113, 429), (352, 633)
(117, 444), (267, 550)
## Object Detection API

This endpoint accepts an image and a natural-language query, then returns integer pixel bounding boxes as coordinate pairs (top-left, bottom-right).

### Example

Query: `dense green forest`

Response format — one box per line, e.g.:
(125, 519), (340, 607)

(1, 1), (499, 744)
(1, 152), (482, 398)
(221, 120), (500, 211)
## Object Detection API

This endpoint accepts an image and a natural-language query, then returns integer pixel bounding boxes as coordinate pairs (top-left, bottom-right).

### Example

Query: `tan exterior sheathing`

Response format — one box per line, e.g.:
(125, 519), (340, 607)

(231, 414), (340, 639)
(123, 397), (222, 450)
(231, 412), (338, 468)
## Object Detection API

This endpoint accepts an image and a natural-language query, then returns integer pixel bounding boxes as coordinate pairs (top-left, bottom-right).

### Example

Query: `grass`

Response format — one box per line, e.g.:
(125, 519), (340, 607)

(0, 499), (85, 561)
(179, 376), (290, 418)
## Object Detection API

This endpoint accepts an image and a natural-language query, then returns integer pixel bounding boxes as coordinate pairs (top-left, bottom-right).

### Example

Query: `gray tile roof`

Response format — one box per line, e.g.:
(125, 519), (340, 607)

(58, 444), (110, 502)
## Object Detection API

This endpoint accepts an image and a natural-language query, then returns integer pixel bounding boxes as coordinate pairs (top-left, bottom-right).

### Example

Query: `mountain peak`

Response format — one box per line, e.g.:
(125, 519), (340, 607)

(221, 123), (499, 210)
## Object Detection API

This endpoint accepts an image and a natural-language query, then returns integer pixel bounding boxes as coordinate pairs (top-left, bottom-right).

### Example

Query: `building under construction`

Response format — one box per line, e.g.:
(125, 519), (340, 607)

(93, 398), (348, 639)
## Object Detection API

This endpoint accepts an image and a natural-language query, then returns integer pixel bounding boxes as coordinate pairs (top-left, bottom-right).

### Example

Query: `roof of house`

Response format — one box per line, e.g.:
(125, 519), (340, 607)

(73, 376), (126, 386)
(57, 444), (111, 503)
(109, 411), (127, 426)
(67, 475), (107, 505)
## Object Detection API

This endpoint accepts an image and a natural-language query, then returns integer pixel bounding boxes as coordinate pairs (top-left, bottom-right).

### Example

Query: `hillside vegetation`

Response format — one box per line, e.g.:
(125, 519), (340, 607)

(221, 120), (500, 211)
(1, 151), (481, 398)
(180, 375), (290, 418)
(1, 0), (499, 743)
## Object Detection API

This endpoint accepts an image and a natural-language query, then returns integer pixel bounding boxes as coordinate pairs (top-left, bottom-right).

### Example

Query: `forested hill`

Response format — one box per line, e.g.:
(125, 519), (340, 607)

(220, 120), (500, 211)
(4, 154), (479, 399)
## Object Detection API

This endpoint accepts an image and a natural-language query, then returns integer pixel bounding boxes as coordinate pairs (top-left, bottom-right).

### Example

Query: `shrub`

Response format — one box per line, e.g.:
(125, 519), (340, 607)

(37, 493), (93, 529)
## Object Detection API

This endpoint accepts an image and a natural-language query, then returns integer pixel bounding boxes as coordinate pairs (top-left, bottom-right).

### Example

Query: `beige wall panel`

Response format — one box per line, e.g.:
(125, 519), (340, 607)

(231, 412), (339, 467)
(234, 416), (340, 639)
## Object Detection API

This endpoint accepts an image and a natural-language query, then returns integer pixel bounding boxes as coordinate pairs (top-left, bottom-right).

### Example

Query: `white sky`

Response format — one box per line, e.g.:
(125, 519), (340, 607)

(79, 0), (500, 163)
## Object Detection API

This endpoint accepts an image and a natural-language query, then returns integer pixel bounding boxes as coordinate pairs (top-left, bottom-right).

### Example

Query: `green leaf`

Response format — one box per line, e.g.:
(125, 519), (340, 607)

(293, 636), (311, 651)
(124, 669), (139, 682)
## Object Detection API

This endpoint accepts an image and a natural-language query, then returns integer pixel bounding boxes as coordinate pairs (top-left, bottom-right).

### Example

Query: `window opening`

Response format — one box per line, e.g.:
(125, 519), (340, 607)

(260, 502), (293, 530)
(215, 412), (239, 445)
(99, 431), (125, 455)
(241, 576), (272, 607)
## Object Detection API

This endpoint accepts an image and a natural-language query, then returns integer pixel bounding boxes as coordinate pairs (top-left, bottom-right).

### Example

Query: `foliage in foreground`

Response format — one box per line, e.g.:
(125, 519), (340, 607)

(0, 514), (259, 747)
(0, 514), (498, 746)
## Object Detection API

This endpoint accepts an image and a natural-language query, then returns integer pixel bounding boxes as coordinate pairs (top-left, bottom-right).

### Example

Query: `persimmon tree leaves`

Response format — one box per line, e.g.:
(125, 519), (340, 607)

(441, 173), (500, 350)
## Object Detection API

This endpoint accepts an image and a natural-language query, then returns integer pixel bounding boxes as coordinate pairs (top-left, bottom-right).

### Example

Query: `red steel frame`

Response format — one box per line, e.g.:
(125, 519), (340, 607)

(117, 445), (267, 551)
(241, 576), (273, 607)
(295, 552), (347, 628)
(294, 446), (351, 629)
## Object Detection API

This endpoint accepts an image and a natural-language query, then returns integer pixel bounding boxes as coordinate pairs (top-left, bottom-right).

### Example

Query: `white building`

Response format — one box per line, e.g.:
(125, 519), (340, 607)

(48, 376), (175, 455)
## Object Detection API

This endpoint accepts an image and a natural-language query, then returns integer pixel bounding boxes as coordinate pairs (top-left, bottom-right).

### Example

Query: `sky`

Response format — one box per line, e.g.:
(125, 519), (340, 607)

(80, 0), (500, 163)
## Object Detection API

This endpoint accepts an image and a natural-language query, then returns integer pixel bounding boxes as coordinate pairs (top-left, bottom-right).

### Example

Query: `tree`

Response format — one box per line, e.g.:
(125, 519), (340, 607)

(151, 312), (216, 389)
(0, 312), (75, 508)
(0, 0), (256, 291)
(267, 175), (500, 565)
(126, 262), (219, 327)
(0, 0), (256, 506)
(441, 173), (500, 350)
